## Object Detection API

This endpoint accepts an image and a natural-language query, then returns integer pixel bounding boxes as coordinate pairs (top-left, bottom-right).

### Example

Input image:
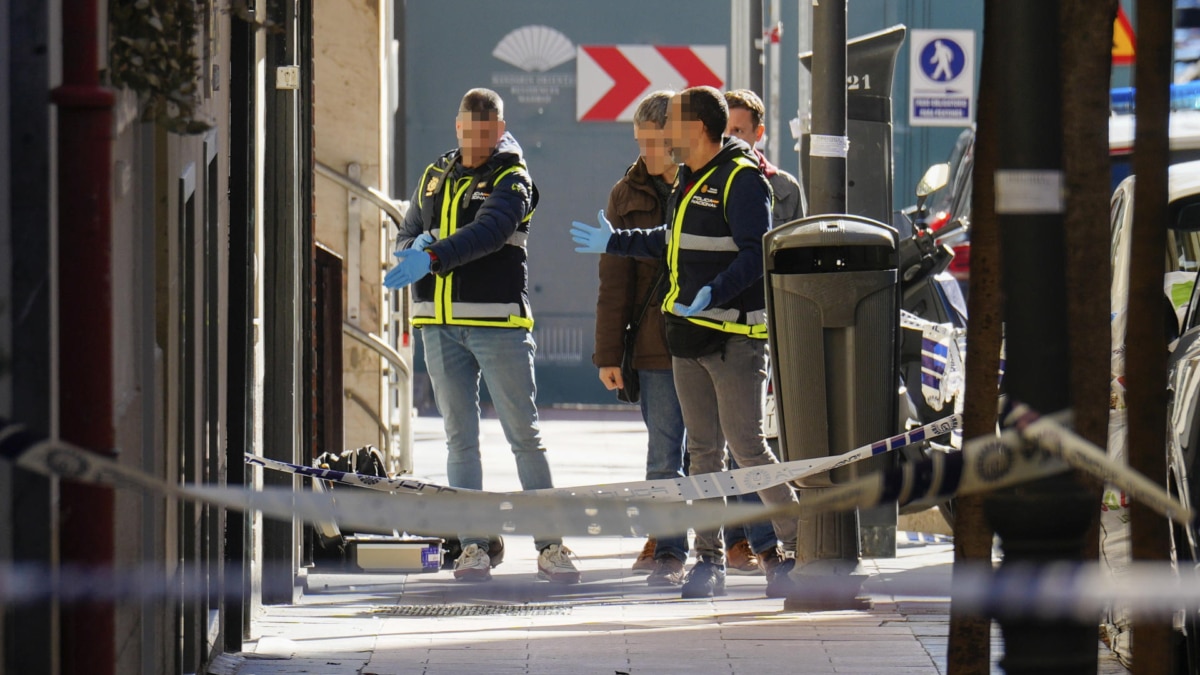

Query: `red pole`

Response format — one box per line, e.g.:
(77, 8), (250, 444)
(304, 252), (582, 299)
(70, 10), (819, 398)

(50, 0), (116, 672)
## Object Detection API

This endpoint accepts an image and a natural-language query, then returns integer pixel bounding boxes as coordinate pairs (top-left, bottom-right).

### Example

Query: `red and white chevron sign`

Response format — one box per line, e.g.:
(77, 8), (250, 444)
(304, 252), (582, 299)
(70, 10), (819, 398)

(576, 45), (726, 122)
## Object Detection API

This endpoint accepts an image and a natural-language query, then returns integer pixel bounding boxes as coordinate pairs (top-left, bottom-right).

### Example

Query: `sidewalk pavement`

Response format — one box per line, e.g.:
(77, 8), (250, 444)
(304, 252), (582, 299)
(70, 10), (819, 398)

(215, 411), (1130, 675)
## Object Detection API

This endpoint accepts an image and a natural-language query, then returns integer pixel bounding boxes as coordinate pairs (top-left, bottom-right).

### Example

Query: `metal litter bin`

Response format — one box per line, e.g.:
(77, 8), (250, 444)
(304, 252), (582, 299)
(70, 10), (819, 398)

(764, 214), (900, 571)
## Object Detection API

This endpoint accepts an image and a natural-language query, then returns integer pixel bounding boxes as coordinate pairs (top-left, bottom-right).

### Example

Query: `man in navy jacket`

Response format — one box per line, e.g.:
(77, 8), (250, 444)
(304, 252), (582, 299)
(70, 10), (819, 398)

(571, 86), (800, 600)
(387, 88), (579, 585)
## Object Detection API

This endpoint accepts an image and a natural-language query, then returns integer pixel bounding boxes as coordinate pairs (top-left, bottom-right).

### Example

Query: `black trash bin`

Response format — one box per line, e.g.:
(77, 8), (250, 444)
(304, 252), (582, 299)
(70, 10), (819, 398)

(764, 214), (900, 568)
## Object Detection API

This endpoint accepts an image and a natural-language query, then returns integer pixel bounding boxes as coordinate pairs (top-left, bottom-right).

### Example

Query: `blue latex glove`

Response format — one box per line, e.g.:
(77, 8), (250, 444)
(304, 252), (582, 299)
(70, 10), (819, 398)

(570, 209), (614, 254)
(673, 286), (712, 317)
(411, 232), (436, 250)
(384, 249), (432, 289)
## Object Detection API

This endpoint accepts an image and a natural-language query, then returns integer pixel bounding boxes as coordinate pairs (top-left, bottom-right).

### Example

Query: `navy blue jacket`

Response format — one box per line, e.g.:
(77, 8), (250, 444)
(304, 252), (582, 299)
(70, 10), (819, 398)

(398, 132), (537, 328)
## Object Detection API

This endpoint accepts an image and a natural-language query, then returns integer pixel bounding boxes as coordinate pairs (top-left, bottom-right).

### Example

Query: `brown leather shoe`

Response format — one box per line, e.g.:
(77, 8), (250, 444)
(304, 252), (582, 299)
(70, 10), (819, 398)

(758, 545), (783, 576)
(726, 539), (763, 576)
(646, 556), (685, 586)
(631, 538), (657, 574)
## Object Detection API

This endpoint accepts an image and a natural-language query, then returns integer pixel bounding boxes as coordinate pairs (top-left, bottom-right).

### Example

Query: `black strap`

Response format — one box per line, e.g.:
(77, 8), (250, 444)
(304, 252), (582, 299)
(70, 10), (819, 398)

(628, 264), (666, 335)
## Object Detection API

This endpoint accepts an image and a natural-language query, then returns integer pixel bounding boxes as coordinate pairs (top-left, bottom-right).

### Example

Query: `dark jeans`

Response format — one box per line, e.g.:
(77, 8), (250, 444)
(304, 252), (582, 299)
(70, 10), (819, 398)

(638, 369), (689, 562)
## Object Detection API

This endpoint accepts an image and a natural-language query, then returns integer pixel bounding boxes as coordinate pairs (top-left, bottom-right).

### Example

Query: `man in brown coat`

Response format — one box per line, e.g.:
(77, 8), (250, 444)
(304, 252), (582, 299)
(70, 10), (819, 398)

(592, 90), (689, 586)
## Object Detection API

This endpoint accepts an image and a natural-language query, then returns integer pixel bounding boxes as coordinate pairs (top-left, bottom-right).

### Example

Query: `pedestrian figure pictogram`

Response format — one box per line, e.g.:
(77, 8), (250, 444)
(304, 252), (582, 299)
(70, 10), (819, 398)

(919, 38), (965, 83)
(930, 41), (955, 80)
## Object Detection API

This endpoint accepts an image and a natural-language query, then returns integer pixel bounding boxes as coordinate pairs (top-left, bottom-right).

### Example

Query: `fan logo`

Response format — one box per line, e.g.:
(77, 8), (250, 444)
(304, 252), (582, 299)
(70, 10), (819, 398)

(46, 448), (89, 479)
(745, 469), (769, 488)
(975, 441), (1013, 482)
(491, 25), (577, 105)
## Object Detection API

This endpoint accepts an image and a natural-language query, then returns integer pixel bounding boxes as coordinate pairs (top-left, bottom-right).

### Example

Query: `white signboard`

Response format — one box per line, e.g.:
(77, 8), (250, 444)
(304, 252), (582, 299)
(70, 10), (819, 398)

(576, 45), (726, 122)
(909, 29), (975, 127)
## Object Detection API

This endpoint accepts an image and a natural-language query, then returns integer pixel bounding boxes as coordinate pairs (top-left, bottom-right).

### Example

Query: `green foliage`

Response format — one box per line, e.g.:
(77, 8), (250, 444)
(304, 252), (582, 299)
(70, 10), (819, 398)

(108, 0), (211, 134)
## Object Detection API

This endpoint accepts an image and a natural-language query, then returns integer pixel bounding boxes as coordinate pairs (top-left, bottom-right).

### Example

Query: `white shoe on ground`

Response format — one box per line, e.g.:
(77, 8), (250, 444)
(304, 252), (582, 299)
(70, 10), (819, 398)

(537, 544), (581, 584)
(453, 543), (492, 582)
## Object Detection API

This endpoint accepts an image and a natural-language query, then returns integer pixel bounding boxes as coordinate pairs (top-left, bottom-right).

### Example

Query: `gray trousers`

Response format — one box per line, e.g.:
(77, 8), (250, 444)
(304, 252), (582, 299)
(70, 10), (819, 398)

(673, 336), (799, 564)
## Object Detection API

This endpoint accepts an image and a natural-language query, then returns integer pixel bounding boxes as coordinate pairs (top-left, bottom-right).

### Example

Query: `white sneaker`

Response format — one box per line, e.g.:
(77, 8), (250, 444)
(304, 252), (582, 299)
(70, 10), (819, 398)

(537, 544), (581, 584)
(453, 543), (492, 582)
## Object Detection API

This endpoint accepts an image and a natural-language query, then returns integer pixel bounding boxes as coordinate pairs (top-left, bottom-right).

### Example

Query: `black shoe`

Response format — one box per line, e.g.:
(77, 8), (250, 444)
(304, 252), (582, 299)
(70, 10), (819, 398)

(681, 561), (727, 598)
(765, 558), (797, 598)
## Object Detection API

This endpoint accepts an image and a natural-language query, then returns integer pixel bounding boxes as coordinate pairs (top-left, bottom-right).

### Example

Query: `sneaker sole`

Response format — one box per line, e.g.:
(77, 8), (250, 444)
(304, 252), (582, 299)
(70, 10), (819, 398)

(646, 575), (683, 587)
(726, 566), (764, 576)
(680, 585), (727, 599)
(537, 570), (581, 584)
(453, 570), (492, 582)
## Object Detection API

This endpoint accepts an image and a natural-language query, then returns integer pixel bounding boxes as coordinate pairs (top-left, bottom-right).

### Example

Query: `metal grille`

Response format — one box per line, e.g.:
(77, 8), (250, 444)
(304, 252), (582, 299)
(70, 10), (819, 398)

(532, 314), (593, 364)
(377, 603), (572, 617)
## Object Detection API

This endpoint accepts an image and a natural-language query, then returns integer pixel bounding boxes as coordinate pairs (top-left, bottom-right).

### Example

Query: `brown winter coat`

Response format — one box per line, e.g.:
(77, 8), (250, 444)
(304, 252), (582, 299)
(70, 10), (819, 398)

(592, 157), (673, 370)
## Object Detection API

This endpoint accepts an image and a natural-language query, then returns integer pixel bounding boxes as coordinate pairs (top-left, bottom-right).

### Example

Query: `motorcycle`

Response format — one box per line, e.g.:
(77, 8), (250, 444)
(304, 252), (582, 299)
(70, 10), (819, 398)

(896, 163), (969, 430)
(893, 163), (972, 524)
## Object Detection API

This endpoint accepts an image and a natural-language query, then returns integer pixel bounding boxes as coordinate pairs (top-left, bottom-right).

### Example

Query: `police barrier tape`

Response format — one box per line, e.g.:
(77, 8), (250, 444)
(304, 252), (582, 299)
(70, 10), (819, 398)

(899, 309), (966, 417)
(247, 414), (963, 500)
(0, 416), (791, 540)
(2, 407), (1199, 615)
(793, 404), (1196, 528)
(3, 404), (1188, 530)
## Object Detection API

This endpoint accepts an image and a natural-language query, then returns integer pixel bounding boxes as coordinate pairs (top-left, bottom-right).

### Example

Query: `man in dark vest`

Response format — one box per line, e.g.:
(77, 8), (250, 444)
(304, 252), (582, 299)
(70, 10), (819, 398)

(720, 88), (809, 577)
(571, 86), (800, 599)
(387, 88), (579, 585)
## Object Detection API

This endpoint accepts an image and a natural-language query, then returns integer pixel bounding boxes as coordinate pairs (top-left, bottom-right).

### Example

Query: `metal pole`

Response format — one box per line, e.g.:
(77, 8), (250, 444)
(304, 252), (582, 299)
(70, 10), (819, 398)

(1127, 0), (1175, 671)
(51, 0), (116, 672)
(730, 0), (752, 90)
(947, 2), (1000, 671)
(750, 0), (764, 96)
(795, 0), (813, 187)
(767, 0), (782, 161)
(807, 0), (846, 215)
(785, 0), (863, 609)
(984, 1), (1097, 672)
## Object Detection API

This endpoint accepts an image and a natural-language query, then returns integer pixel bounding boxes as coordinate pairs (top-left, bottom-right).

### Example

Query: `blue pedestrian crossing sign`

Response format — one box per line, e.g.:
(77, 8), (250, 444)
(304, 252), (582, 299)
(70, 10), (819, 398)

(909, 29), (975, 127)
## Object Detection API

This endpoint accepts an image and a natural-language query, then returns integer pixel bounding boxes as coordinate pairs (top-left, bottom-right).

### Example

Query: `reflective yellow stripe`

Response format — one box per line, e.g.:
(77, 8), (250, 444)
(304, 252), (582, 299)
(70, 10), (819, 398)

(684, 316), (769, 338)
(664, 165), (722, 312)
(667, 156), (767, 338)
(413, 316), (534, 330)
(432, 177), (473, 324)
(722, 157), (756, 220)
(419, 163), (534, 331)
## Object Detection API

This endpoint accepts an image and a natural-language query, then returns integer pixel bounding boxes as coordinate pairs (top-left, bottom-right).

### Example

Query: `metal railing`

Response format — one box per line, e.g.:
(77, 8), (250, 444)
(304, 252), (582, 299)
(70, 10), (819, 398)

(316, 160), (415, 475)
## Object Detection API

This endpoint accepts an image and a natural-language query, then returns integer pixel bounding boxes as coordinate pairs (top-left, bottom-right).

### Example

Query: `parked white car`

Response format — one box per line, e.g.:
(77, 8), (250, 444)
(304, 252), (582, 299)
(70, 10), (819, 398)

(1104, 158), (1200, 668)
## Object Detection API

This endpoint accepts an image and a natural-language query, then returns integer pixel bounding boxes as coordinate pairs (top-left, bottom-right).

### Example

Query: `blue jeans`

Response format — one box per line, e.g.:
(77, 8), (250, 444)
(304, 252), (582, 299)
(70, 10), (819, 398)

(638, 369), (689, 562)
(673, 337), (799, 564)
(727, 457), (779, 555)
(421, 325), (558, 551)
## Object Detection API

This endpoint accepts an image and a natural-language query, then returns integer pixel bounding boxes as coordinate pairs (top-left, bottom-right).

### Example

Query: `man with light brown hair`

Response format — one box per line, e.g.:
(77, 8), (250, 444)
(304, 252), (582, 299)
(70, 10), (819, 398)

(724, 89), (807, 225)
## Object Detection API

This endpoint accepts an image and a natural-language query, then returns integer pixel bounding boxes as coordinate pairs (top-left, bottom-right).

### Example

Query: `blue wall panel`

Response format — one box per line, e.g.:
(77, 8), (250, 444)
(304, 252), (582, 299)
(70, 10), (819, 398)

(403, 0), (728, 405)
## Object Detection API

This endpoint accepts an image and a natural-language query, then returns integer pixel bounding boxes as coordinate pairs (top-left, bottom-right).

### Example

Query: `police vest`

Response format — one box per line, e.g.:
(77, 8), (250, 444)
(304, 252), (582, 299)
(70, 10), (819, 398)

(662, 156), (768, 338)
(410, 157), (536, 330)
